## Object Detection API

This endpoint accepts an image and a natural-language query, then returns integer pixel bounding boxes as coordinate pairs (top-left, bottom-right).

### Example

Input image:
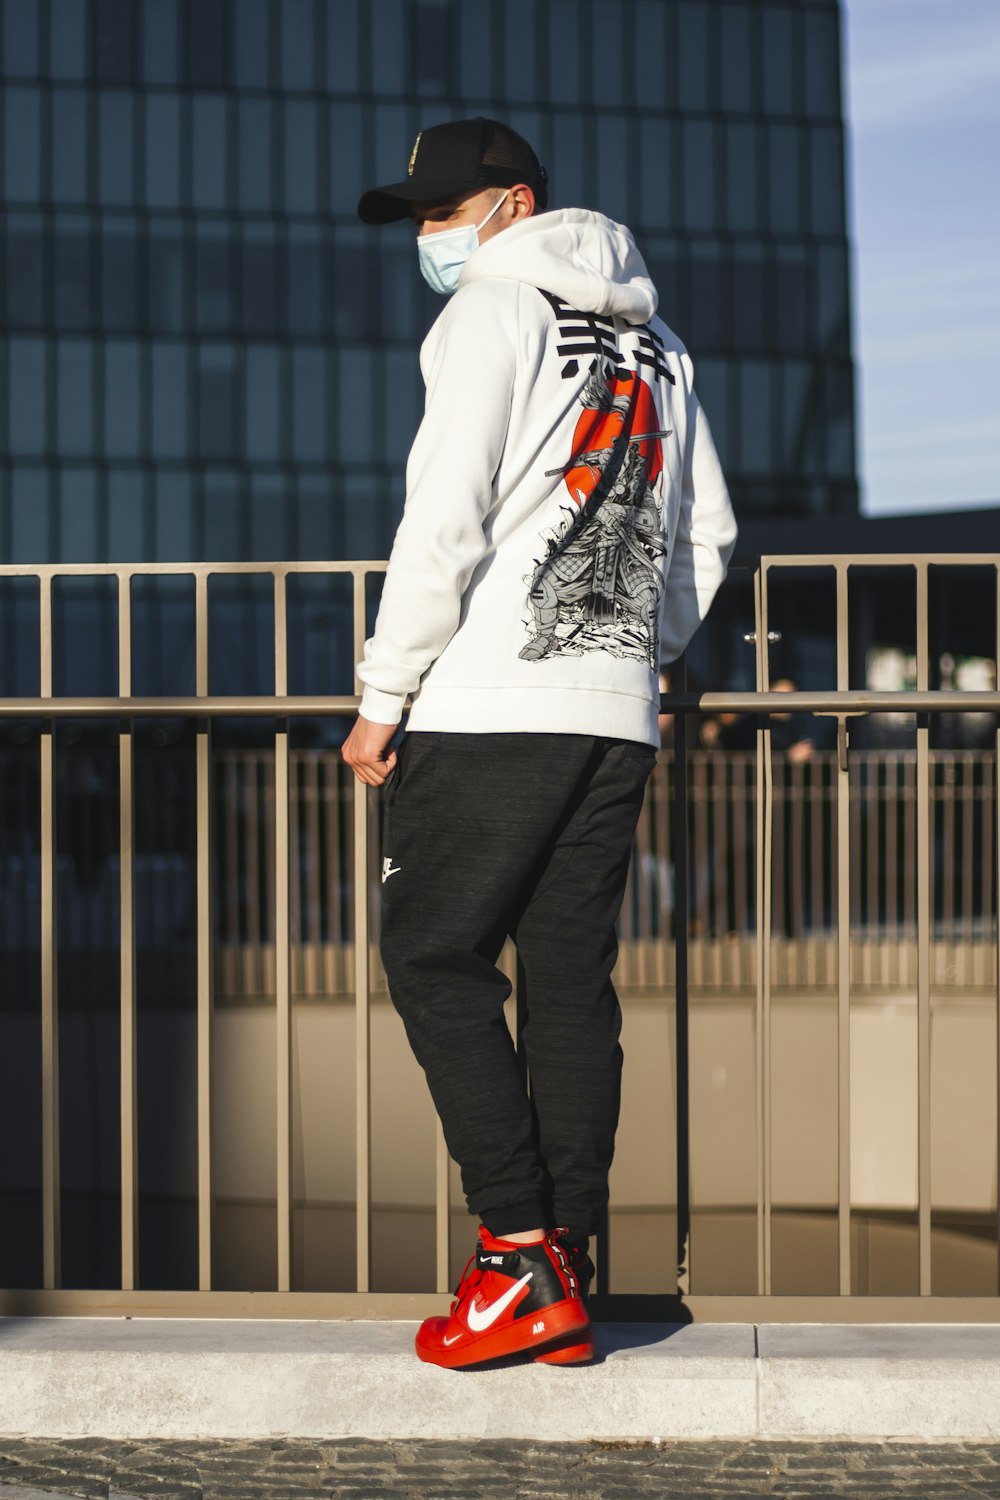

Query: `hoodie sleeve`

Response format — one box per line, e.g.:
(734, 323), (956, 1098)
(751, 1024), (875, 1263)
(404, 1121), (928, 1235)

(357, 283), (518, 724)
(659, 362), (738, 664)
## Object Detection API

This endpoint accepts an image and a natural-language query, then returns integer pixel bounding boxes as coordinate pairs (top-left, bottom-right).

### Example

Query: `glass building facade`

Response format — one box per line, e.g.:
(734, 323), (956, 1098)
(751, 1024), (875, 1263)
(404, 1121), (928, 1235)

(0, 0), (858, 569)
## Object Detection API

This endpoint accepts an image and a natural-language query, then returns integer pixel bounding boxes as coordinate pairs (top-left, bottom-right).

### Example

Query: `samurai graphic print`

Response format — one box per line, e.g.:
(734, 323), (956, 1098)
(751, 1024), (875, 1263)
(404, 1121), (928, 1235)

(520, 298), (671, 669)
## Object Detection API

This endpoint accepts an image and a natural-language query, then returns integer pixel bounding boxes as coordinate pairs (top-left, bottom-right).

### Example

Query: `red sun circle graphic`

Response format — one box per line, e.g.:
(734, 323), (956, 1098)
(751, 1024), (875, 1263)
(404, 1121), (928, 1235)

(563, 371), (664, 507)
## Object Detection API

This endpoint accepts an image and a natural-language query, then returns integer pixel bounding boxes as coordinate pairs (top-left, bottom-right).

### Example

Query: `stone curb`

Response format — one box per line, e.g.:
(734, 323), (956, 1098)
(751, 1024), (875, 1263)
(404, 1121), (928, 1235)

(2, 1319), (1000, 1443)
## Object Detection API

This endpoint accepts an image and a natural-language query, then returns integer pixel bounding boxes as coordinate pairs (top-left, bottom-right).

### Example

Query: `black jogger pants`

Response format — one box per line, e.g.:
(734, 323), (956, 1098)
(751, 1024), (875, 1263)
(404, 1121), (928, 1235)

(378, 730), (655, 1241)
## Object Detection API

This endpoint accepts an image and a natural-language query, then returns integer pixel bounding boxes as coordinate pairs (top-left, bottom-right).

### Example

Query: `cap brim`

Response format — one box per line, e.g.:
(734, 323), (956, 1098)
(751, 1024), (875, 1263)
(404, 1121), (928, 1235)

(357, 177), (484, 225)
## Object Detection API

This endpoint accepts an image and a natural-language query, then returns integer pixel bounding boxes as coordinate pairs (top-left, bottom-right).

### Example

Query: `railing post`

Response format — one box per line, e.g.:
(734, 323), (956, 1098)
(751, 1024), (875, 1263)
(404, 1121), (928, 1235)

(118, 571), (139, 1290)
(274, 569), (294, 1292)
(39, 571), (60, 1290)
(672, 654), (690, 1298)
(195, 571), (214, 1290)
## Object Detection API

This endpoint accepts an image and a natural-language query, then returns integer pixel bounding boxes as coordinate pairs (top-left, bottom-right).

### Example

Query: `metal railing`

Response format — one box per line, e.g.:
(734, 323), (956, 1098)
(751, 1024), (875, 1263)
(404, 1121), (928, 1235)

(0, 555), (998, 1319)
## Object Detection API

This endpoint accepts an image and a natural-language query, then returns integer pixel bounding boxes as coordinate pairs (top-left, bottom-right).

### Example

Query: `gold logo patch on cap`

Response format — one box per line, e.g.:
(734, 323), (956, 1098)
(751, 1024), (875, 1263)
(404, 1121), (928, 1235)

(407, 132), (422, 177)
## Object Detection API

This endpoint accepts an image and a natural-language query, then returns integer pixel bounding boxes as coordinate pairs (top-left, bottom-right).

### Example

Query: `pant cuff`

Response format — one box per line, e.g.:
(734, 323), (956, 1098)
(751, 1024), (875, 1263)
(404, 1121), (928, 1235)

(479, 1197), (548, 1237)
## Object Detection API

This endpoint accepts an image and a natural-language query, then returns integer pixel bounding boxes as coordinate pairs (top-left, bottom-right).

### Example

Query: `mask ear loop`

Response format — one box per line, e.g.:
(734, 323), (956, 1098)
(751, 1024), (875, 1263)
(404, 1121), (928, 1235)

(474, 188), (510, 234)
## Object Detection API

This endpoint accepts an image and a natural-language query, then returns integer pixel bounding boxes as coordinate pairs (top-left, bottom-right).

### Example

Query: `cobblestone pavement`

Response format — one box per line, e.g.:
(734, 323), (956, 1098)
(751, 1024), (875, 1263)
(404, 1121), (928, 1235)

(2, 1439), (1000, 1499)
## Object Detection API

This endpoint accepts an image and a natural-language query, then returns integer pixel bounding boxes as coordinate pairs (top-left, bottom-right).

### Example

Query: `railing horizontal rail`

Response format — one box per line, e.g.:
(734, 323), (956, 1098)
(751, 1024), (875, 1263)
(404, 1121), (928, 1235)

(0, 691), (997, 716)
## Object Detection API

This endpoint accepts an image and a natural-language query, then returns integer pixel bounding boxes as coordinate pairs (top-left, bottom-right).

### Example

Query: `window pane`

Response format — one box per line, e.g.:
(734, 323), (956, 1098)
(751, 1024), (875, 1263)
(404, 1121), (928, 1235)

(154, 472), (195, 561)
(682, 120), (716, 231)
(6, 215), (45, 328)
(551, 112), (585, 211)
(11, 467), (52, 562)
(145, 94), (182, 208)
(288, 226), (323, 337)
(677, 1), (711, 111)
(108, 469), (147, 564)
(804, 8), (840, 118)
(768, 124), (800, 234)
(284, 100), (318, 214)
(694, 358), (729, 468)
(370, 0), (404, 93)
(775, 246), (808, 353)
(235, 0), (269, 87)
(57, 340), (93, 456)
(192, 95), (228, 210)
(245, 346), (281, 462)
(639, 118), (673, 231)
(762, 5), (795, 115)
(687, 243), (724, 351)
(197, 345), (238, 463)
(291, 349), (325, 462)
(336, 348), (373, 464)
(96, 0), (135, 82)
(188, 0), (227, 89)
(376, 240), (416, 342)
(546, 0), (581, 106)
(51, 89), (88, 202)
(195, 222), (233, 334)
(54, 215), (91, 330)
(726, 122), (757, 232)
(8, 339), (47, 456)
(590, 0), (624, 106)
(811, 127), (844, 235)
(151, 343), (188, 459)
(149, 218), (186, 334)
(825, 365), (854, 477)
(142, 0), (179, 84)
(413, 0), (450, 96)
(5, 87), (42, 201)
(596, 115), (629, 225)
(51, 0), (87, 78)
(326, 0), (359, 92)
(59, 469), (100, 564)
(733, 244), (768, 353)
(99, 92), (134, 206)
(101, 219), (139, 331)
(329, 102), (363, 215)
(104, 340), (142, 458)
(238, 99), (272, 211)
(281, 0), (315, 90)
(780, 359), (821, 476)
(241, 224), (277, 336)
(816, 245), (849, 355)
(3, 0), (39, 76)
(720, 3), (752, 113)
(635, 0), (670, 109)
(739, 359), (774, 475)
(456, 0), (491, 98)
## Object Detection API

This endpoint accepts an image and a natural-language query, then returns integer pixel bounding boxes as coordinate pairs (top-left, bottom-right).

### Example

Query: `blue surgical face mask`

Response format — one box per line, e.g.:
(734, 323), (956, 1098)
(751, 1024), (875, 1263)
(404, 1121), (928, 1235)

(416, 190), (511, 296)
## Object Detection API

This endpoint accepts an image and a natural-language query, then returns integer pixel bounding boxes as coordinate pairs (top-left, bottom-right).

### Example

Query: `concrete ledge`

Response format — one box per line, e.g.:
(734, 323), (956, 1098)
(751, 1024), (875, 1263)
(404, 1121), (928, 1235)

(759, 1324), (1000, 1441)
(2, 1318), (1000, 1442)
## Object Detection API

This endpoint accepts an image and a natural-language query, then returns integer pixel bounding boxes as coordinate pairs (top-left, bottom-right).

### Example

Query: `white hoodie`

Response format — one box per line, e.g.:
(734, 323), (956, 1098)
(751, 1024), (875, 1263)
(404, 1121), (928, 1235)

(358, 208), (737, 748)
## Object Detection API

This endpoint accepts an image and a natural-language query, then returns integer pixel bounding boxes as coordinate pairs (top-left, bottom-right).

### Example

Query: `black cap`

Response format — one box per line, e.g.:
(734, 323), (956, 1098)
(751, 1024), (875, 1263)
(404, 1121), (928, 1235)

(357, 116), (548, 225)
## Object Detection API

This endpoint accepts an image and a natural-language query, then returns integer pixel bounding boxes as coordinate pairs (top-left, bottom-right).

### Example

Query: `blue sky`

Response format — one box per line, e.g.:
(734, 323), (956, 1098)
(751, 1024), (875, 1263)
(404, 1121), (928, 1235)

(842, 0), (1000, 514)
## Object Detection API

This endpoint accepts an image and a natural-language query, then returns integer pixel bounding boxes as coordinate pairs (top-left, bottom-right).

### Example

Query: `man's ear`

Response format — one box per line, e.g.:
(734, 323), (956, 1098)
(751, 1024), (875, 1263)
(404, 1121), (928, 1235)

(508, 183), (537, 219)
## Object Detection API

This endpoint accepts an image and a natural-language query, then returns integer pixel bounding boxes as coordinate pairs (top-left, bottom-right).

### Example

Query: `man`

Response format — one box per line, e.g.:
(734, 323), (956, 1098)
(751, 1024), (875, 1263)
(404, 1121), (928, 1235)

(343, 118), (736, 1368)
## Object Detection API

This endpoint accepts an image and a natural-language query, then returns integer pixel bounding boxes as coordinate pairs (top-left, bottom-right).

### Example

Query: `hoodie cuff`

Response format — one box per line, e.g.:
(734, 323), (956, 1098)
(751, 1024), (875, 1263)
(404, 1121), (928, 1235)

(359, 685), (405, 726)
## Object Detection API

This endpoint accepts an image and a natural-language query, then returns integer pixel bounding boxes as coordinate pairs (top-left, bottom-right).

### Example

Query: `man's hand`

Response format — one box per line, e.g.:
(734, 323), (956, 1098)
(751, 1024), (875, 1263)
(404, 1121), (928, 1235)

(342, 714), (399, 787)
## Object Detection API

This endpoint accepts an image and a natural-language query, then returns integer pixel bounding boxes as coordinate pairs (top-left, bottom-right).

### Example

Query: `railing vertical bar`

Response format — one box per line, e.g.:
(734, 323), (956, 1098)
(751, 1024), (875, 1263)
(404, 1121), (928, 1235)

(435, 1123), (451, 1294)
(915, 562), (932, 1295)
(754, 566), (772, 1295)
(118, 572), (139, 1291)
(195, 571), (213, 1290)
(673, 666), (690, 1297)
(39, 572), (60, 1290)
(836, 564), (851, 1294)
(352, 568), (372, 1292)
(995, 563), (1000, 1293)
(274, 571), (293, 1293)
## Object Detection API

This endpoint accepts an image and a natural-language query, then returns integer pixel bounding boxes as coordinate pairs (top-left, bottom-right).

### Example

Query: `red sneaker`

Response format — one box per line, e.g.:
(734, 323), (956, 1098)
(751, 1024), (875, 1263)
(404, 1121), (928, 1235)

(534, 1231), (596, 1365)
(415, 1227), (591, 1369)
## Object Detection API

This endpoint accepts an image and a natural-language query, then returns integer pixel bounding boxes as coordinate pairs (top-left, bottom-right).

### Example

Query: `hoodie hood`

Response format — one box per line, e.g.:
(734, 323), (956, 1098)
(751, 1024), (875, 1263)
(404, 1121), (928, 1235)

(460, 208), (657, 325)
